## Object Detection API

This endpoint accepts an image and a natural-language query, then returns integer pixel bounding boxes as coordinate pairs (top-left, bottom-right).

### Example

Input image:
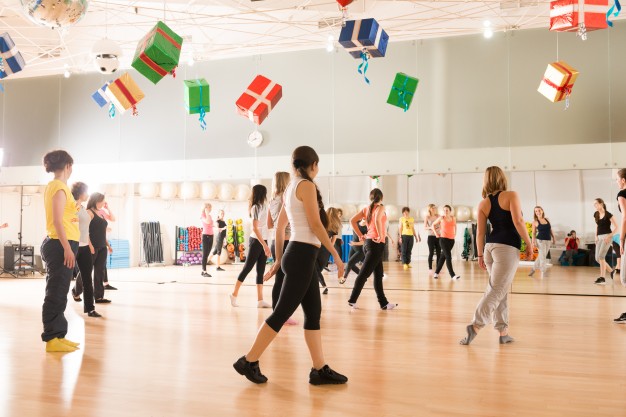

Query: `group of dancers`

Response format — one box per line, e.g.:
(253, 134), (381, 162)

(38, 146), (626, 384)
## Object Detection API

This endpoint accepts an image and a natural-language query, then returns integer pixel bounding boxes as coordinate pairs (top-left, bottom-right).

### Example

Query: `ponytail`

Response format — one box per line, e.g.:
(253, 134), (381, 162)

(367, 188), (384, 223)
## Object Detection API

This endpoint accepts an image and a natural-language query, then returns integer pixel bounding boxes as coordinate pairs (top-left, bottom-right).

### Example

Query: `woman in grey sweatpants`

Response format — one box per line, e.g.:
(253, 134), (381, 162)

(460, 166), (532, 346)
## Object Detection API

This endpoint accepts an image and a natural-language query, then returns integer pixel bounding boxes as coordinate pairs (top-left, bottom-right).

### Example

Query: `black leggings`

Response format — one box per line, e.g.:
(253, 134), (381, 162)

(344, 246), (364, 278)
(436, 237), (456, 276)
(92, 247), (107, 300)
(427, 235), (441, 270)
(334, 239), (343, 262)
(266, 242), (321, 332)
(212, 234), (224, 255)
(73, 245), (95, 313)
(270, 240), (289, 309)
(401, 235), (414, 264)
(237, 238), (267, 285)
(348, 239), (389, 308)
(202, 234), (214, 271)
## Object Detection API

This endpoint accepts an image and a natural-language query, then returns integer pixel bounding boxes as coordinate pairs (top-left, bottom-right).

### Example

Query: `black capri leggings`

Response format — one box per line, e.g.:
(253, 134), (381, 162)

(348, 239), (389, 308)
(427, 235), (441, 270)
(237, 237), (267, 285)
(202, 234), (214, 271)
(344, 246), (364, 278)
(270, 240), (289, 309)
(212, 234), (225, 255)
(266, 241), (321, 333)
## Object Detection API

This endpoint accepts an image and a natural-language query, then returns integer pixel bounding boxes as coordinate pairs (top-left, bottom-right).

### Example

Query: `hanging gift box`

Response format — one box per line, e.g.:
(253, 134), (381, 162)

(387, 73), (418, 112)
(105, 73), (145, 116)
(92, 82), (111, 108)
(131, 21), (183, 85)
(0, 32), (26, 79)
(338, 18), (389, 83)
(537, 61), (579, 104)
(235, 75), (282, 125)
(184, 79), (210, 130)
(549, 0), (608, 32)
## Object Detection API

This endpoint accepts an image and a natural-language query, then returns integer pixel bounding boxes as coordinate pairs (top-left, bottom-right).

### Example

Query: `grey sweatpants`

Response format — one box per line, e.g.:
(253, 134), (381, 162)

(533, 239), (551, 273)
(471, 243), (519, 332)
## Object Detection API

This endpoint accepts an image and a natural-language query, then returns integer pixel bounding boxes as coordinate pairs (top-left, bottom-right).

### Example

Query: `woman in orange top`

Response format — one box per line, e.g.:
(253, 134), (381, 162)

(431, 205), (460, 280)
(41, 150), (82, 352)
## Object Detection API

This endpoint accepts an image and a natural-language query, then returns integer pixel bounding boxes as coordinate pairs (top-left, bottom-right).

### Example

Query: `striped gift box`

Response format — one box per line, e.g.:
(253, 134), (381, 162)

(549, 0), (608, 31)
(338, 18), (389, 59)
(91, 82), (111, 108)
(0, 32), (26, 79)
(104, 73), (145, 115)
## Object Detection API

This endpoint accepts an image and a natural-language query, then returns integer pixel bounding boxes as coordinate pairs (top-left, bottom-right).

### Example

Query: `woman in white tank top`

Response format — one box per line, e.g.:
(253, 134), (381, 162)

(233, 146), (348, 386)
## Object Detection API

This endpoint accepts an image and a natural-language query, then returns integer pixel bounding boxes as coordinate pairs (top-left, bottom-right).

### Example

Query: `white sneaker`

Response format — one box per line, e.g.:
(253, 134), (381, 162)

(433, 273), (439, 279)
(349, 303), (359, 310)
(452, 275), (461, 281)
(383, 303), (398, 310)
(257, 300), (271, 308)
(229, 294), (238, 307)
(383, 274), (388, 281)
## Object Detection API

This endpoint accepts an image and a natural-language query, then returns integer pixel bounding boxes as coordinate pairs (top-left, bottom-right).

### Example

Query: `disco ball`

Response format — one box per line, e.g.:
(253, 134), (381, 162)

(21, 0), (89, 29)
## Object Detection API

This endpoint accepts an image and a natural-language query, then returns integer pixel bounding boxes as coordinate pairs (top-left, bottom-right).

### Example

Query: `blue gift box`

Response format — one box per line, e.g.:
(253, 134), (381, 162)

(338, 18), (389, 59)
(92, 82), (111, 108)
(0, 32), (26, 79)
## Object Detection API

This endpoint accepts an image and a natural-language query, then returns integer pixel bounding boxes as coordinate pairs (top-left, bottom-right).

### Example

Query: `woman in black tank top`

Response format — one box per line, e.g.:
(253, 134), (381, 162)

(87, 193), (111, 304)
(459, 167), (532, 346)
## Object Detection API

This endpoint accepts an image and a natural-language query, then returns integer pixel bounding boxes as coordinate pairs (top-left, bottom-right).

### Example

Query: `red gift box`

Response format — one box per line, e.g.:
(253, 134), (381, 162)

(236, 75), (282, 125)
(549, 0), (608, 31)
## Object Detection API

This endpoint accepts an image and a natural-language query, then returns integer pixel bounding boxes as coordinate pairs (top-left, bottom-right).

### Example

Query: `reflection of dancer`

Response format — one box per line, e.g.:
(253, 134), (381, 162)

(40, 150), (81, 352)
(99, 202), (117, 291)
(88, 193), (112, 304)
(593, 198), (617, 285)
(529, 206), (555, 278)
(70, 182), (101, 318)
(209, 209), (227, 272)
(424, 204), (441, 275)
(432, 205), (460, 280)
(348, 189), (397, 310)
(460, 166), (532, 346)
(399, 207), (420, 270)
(200, 203), (214, 278)
(613, 169), (626, 323)
(342, 219), (368, 282)
(267, 171), (297, 325)
(316, 207), (342, 294)
(230, 185), (271, 308)
(234, 146), (347, 385)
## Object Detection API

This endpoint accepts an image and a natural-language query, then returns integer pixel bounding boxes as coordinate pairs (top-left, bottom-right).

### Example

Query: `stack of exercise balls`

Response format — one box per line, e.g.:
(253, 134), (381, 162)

(187, 226), (202, 251)
(236, 219), (246, 262)
(226, 219), (236, 260)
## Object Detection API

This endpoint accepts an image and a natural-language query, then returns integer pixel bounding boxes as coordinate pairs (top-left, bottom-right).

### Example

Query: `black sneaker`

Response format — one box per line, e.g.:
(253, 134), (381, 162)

(614, 313), (626, 323)
(610, 270), (616, 280)
(71, 289), (82, 302)
(216, 267), (225, 272)
(309, 365), (348, 385)
(594, 277), (606, 285)
(323, 288), (328, 295)
(104, 284), (117, 290)
(95, 298), (112, 304)
(87, 310), (102, 318)
(233, 356), (268, 384)
(201, 271), (212, 278)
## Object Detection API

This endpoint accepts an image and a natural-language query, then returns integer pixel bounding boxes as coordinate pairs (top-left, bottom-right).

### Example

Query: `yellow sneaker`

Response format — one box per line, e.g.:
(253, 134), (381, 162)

(403, 264), (408, 271)
(59, 338), (80, 347)
(46, 338), (78, 352)
(407, 264), (412, 268)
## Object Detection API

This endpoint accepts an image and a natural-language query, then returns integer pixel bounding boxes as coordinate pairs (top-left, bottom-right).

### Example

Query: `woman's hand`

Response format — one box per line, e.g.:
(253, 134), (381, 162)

(89, 243), (95, 255)
(478, 256), (486, 270)
(263, 244), (271, 257)
(64, 246), (75, 269)
(335, 259), (345, 281)
(524, 246), (533, 261)
(263, 263), (279, 282)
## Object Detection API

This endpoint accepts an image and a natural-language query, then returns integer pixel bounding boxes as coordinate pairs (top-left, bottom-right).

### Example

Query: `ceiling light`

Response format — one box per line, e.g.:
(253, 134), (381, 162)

(326, 43), (334, 52)
(483, 20), (491, 27)
(483, 28), (494, 39)
(188, 56), (195, 66)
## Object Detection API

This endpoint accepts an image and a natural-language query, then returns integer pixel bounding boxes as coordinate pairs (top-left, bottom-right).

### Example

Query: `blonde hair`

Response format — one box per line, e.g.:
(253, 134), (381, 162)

(204, 203), (212, 211)
(427, 203), (437, 216)
(533, 206), (545, 222)
(326, 207), (342, 234)
(272, 171), (290, 198)
(482, 166), (508, 198)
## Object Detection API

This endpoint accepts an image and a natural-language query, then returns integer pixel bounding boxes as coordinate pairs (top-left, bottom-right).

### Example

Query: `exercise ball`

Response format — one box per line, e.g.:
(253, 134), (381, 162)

(139, 183), (159, 198)
(472, 206), (480, 221)
(160, 182), (178, 200)
(200, 182), (217, 200)
(23, 186), (40, 194)
(420, 206), (430, 221)
(180, 182), (199, 200)
(235, 184), (251, 201)
(456, 205), (471, 222)
(438, 205), (455, 217)
(218, 183), (235, 201)
(20, 0), (88, 29)
(342, 204), (357, 221)
(386, 204), (399, 220)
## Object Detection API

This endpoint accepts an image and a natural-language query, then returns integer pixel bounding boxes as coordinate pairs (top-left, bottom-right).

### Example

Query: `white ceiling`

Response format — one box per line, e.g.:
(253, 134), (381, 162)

(0, 0), (620, 78)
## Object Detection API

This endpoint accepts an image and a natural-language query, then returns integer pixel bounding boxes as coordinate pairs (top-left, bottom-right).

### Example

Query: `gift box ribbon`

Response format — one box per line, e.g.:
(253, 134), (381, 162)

(138, 27), (181, 79)
(245, 80), (276, 123)
(543, 62), (575, 108)
(0, 45), (21, 75)
(607, 0), (621, 26)
(113, 78), (139, 116)
(392, 77), (414, 112)
(358, 51), (370, 84)
(189, 80), (208, 130)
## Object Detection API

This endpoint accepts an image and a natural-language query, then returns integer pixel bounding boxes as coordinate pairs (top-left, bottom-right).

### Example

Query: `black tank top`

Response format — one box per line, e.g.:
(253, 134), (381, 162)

(89, 209), (108, 248)
(485, 192), (521, 249)
(536, 220), (551, 240)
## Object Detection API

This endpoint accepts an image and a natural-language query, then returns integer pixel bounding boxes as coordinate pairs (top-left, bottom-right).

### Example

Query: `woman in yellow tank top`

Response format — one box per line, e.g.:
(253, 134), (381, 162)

(40, 150), (82, 352)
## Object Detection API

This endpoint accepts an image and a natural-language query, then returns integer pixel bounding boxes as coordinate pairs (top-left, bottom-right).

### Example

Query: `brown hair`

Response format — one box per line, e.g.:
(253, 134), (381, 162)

(402, 207), (410, 214)
(326, 207), (342, 234)
(618, 169), (626, 182)
(87, 192), (105, 211)
(367, 188), (383, 223)
(594, 198), (607, 222)
(427, 203), (437, 216)
(71, 182), (88, 201)
(292, 146), (327, 228)
(249, 185), (267, 217)
(533, 206), (545, 222)
(482, 166), (508, 198)
(43, 150), (73, 173)
(272, 171), (290, 198)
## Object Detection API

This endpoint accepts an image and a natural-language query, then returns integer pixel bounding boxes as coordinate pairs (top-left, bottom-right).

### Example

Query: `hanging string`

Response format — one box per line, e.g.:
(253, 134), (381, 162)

(331, 48), (336, 205)
(608, 29), (613, 166)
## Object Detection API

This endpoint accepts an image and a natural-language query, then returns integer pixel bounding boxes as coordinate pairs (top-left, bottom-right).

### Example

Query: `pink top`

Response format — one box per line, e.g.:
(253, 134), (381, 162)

(201, 211), (214, 235)
(439, 216), (456, 239)
(363, 204), (387, 241)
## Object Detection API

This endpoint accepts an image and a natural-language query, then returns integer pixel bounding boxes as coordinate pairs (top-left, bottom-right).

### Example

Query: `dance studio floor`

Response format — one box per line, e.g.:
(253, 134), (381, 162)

(2, 261), (626, 417)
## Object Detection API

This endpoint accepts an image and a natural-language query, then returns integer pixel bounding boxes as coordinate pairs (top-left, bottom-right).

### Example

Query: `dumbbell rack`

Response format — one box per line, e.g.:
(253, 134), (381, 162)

(174, 226), (203, 266)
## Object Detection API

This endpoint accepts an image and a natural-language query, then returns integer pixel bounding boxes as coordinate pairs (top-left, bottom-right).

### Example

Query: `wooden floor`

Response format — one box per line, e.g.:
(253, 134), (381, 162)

(2, 261), (626, 417)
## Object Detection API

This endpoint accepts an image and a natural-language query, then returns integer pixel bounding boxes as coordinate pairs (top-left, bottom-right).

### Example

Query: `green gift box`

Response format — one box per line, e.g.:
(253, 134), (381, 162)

(184, 79), (210, 114)
(131, 21), (183, 85)
(387, 72), (418, 112)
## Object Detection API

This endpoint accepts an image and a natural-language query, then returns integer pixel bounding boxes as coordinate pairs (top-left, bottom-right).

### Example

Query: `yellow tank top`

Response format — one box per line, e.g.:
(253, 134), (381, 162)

(44, 179), (80, 242)
(399, 216), (414, 235)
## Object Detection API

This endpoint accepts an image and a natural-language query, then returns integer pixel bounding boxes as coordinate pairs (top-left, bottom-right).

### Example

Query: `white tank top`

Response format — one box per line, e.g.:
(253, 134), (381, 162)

(284, 179), (320, 246)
